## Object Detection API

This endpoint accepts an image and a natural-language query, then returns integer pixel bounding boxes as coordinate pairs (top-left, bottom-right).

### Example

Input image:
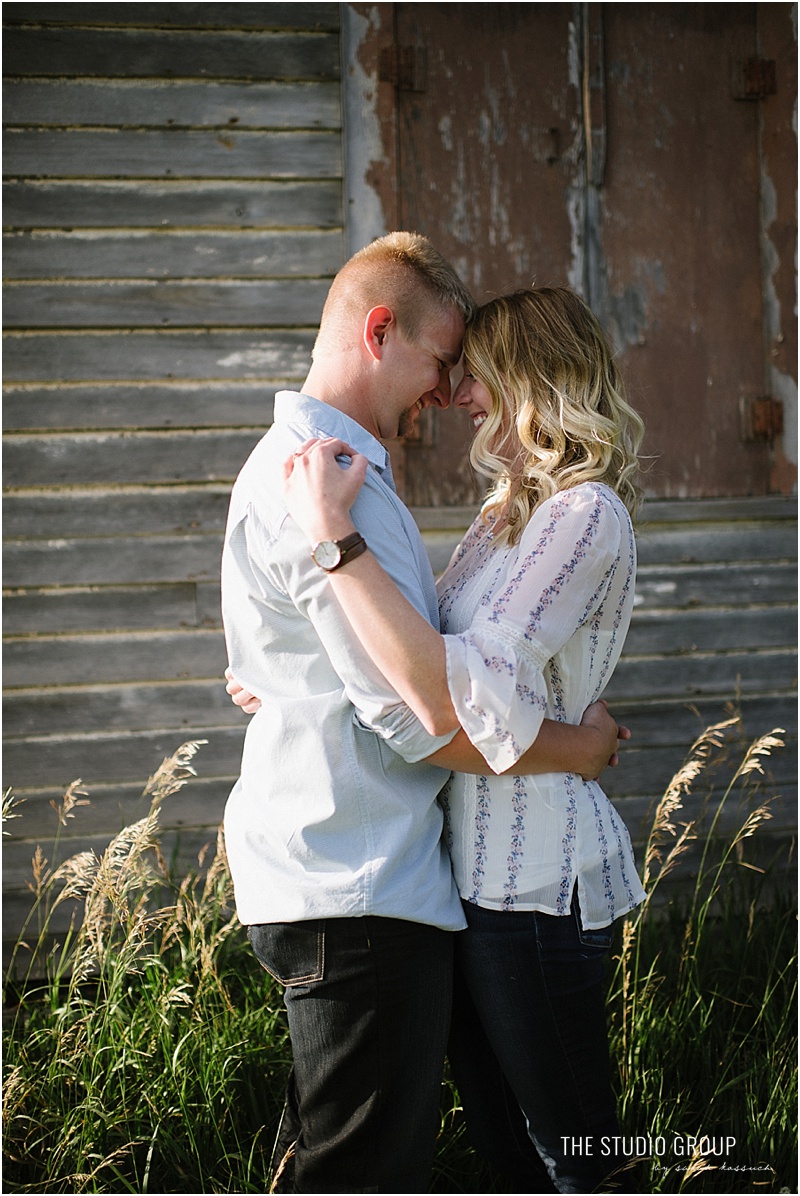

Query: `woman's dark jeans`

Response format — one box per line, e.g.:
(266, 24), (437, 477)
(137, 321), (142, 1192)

(249, 916), (453, 1194)
(448, 896), (631, 1194)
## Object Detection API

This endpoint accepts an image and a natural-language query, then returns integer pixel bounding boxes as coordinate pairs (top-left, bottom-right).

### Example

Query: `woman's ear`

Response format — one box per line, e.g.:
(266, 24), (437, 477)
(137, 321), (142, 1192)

(363, 306), (395, 361)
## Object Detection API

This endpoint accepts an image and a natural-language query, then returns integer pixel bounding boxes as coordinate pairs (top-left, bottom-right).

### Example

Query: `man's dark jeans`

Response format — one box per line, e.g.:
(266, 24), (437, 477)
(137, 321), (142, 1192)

(249, 916), (453, 1194)
(448, 896), (632, 1194)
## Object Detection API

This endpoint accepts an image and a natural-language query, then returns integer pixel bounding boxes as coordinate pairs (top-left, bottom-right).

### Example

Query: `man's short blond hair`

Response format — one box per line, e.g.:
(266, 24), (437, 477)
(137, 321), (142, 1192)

(314, 231), (475, 354)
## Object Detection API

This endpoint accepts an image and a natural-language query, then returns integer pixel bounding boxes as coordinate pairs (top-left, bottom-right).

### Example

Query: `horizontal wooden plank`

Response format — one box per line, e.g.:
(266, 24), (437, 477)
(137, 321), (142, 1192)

(2, 775), (234, 851)
(2, 179), (342, 229)
(197, 581), (223, 627)
(4, 4), (339, 31)
(634, 561), (798, 610)
(3, 129), (342, 180)
(638, 496), (797, 524)
(23, 485), (774, 542)
(2, 329), (315, 381)
(8, 500), (793, 634)
(3, 639), (797, 740)
(410, 505), (479, 531)
(4, 229), (343, 280)
(600, 736), (796, 800)
(3, 679), (243, 738)
(3, 79), (341, 129)
(3, 726), (245, 793)
(4, 428), (262, 485)
(625, 606), (797, 656)
(3, 383), (276, 431)
(421, 525), (795, 577)
(4, 279), (330, 329)
(4, 534), (223, 587)
(637, 522), (797, 566)
(3, 28), (340, 80)
(604, 648), (797, 702)
(613, 789), (798, 852)
(601, 692), (797, 750)
(4, 629), (228, 687)
(4, 486), (234, 539)
(3, 583), (208, 634)
(410, 497), (798, 532)
(2, 824), (231, 896)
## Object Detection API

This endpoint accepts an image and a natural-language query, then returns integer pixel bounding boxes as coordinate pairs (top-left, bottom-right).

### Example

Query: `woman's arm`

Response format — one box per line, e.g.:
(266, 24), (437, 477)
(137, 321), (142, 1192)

(428, 703), (629, 779)
(283, 439), (629, 778)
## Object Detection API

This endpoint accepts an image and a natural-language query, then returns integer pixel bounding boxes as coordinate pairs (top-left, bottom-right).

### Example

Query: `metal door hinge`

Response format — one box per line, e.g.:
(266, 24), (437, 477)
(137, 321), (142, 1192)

(731, 58), (777, 100)
(378, 45), (427, 92)
(740, 396), (784, 442)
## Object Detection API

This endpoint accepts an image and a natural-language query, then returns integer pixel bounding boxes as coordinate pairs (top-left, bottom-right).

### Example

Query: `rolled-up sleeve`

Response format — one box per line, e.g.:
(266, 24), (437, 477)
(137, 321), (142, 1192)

(443, 487), (624, 773)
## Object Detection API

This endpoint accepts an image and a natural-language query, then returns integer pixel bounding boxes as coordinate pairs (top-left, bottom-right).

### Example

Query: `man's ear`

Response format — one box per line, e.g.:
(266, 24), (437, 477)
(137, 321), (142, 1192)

(363, 306), (395, 361)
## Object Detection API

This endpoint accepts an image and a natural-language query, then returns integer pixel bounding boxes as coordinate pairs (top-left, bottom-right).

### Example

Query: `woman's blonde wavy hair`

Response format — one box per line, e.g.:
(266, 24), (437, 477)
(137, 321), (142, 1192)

(464, 287), (645, 546)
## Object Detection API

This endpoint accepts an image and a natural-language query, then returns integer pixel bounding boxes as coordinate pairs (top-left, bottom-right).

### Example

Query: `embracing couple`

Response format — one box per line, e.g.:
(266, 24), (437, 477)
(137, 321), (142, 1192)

(222, 233), (646, 1194)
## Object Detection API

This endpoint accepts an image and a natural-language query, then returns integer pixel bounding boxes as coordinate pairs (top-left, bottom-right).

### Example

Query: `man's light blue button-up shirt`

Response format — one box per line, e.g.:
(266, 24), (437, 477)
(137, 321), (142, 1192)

(221, 392), (465, 930)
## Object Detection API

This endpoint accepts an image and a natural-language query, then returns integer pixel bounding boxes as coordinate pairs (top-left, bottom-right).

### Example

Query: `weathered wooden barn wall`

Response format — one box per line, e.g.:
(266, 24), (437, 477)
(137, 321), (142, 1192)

(3, 3), (344, 950)
(342, 2), (797, 877)
(2, 4), (796, 956)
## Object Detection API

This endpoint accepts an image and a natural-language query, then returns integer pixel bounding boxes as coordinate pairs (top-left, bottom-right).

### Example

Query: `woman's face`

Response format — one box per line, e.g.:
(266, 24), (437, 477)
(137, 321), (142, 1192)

(453, 367), (493, 432)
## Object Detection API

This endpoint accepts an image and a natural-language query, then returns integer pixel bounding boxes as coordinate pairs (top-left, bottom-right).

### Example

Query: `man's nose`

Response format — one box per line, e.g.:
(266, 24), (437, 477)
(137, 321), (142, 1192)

(429, 366), (452, 408)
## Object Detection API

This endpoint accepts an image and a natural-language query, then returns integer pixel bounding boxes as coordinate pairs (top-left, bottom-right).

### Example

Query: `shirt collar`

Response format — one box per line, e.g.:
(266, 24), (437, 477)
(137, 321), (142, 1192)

(274, 391), (391, 476)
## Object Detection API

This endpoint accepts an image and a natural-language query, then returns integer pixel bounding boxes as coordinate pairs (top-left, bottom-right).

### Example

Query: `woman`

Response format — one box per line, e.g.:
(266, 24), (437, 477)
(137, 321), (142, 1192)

(283, 287), (646, 1193)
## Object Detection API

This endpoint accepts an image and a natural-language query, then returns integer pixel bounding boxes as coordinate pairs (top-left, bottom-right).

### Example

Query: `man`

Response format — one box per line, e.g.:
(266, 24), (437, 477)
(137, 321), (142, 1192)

(221, 232), (623, 1193)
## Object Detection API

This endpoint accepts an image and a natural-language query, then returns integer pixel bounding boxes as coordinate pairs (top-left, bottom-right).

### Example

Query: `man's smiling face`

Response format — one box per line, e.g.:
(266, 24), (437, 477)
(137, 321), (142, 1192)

(378, 305), (465, 440)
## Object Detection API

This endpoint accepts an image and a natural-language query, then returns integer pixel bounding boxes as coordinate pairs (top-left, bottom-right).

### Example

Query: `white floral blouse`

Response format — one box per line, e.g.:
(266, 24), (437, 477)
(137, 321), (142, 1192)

(438, 481), (646, 929)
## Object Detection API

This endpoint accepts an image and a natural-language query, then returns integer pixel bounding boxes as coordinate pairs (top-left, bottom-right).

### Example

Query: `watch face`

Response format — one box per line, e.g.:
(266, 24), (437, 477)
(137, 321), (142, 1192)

(312, 540), (340, 570)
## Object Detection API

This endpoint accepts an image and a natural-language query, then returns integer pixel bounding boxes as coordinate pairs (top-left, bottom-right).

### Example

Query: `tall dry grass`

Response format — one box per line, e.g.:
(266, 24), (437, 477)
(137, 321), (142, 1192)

(3, 743), (290, 1194)
(3, 722), (797, 1194)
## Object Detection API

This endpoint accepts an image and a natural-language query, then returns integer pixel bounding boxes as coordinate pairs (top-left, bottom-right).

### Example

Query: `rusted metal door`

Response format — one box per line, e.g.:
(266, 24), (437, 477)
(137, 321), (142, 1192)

(393, 2), (580, 506)
(369, 2), (794, 504)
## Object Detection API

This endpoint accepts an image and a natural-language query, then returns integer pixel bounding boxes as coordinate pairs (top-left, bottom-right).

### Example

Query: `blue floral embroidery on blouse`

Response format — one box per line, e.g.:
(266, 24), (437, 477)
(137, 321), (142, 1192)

(549, 657), (577, 912)
(596, 510), (636, 692)
(503, 776), (528, 910)
(483, 653), (515, 677)
(515, 683), (548, 709)
(606, 800), (638, 906)
(588, 788), (615, 915)
(557, 774), (578, 914)
(523, 501), (604, 640)
(486, 500), (571, 627)
(470, 774), (491, 903)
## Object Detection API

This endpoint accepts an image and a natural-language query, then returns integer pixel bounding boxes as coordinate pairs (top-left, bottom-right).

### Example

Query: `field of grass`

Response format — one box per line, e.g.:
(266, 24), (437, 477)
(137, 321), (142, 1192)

(3, 721), (797, 1194)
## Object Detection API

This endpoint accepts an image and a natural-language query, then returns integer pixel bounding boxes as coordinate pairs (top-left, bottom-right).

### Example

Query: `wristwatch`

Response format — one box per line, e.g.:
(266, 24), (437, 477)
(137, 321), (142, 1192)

(311, 532), (367, 572)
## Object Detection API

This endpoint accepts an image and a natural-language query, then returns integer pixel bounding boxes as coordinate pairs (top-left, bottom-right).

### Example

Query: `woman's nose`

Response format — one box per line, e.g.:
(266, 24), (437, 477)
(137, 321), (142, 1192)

(453, 378), (469, 406)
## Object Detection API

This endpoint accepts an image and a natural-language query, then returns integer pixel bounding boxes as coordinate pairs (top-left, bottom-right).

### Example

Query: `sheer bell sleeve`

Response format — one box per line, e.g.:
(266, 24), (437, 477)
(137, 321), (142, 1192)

(443, 485), (629, 773)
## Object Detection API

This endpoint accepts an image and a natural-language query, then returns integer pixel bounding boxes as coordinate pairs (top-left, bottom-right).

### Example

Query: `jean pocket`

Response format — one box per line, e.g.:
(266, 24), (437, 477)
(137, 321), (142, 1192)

(248, 921), (325, 986)
(576, 921), (613, 953)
